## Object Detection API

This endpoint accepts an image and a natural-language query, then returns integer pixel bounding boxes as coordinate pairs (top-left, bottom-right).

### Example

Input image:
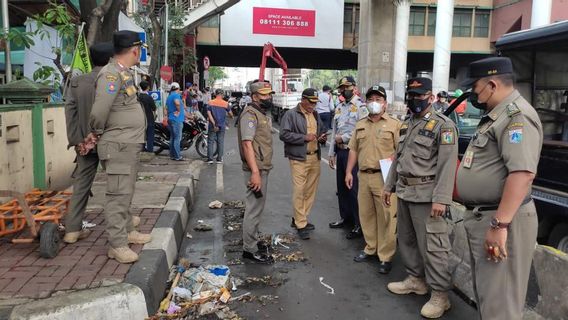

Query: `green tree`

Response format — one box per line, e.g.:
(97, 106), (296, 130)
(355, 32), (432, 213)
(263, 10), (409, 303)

(207, 66), (226, 86)
(307, 69), (358, 90)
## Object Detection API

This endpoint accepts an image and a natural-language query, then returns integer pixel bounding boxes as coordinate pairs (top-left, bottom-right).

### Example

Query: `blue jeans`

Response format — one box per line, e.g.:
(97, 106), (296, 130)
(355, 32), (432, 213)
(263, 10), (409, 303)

(207, 127), (224, 161)
(145, 121), (154, 152)
(168, 119), (183, 159)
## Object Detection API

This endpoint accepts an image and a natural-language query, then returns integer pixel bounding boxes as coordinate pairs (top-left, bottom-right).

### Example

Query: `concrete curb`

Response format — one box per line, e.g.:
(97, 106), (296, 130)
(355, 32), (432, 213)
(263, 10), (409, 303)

(124, 174), (196, 316)
(9, 283), (147, 320)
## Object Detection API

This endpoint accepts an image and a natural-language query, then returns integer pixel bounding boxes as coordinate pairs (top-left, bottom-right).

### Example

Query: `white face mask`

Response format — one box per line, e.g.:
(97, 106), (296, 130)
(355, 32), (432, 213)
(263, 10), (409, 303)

(367, 101), (384, 115)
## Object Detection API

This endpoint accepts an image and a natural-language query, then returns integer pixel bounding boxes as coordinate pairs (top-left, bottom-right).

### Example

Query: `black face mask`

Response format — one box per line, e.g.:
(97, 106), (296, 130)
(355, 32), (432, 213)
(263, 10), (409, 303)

(341, 89), (354, 101)
(407, 98), (430, 114)
(259, 98), (273, 110)
(468, 92), (488, 110)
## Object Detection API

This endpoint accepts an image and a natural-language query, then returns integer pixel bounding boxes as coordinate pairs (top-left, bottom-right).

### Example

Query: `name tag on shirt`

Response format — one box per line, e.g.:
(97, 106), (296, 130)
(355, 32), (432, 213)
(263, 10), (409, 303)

(463, 151), (474, 168)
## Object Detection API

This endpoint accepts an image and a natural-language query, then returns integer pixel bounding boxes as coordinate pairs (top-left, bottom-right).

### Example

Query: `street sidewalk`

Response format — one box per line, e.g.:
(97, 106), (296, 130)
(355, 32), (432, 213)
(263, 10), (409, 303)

(0, 152), (202, 319)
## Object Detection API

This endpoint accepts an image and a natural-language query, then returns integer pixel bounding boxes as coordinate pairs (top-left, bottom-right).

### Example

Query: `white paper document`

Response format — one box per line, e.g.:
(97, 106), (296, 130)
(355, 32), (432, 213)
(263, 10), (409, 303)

(379, 158), (393, 183)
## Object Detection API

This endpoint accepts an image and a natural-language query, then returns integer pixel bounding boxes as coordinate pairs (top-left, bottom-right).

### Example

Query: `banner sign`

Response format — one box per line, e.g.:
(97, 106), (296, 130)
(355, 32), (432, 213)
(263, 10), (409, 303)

(252, 7), (316, 37)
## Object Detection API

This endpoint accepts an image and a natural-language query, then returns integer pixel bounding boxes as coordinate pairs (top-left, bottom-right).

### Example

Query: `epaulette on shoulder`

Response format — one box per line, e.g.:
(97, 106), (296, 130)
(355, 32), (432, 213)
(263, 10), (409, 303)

(507, 102), (521, 117)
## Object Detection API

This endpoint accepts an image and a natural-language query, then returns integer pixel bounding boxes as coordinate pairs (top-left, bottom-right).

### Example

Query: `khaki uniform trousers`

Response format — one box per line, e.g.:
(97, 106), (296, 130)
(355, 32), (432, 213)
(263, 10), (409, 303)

(359, 171), (397, 262)
(290, 154), (321, 229)
(398, 199), (452, 291)
(242, 170), (270, 253)
(464, 201), (537, 320)
(97, 141), (141, 248)
(66, 151), (99, 233)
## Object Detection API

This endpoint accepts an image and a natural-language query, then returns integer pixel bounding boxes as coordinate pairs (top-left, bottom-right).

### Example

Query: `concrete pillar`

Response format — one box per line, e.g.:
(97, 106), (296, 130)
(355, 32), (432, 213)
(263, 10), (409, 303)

(357, 0), (395, 95)
(531, 0), (552, 28)
(432, 0), (454, 95)
(392, 0), (411, 105)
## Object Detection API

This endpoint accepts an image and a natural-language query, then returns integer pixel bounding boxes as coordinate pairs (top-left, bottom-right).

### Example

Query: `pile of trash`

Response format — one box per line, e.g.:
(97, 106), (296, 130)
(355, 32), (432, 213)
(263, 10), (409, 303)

(150, 263), (243, 320)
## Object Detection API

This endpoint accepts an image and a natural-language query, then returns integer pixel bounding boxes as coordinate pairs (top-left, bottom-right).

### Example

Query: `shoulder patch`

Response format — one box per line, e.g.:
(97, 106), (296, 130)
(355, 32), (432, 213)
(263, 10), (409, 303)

(106, 74), (118, 82)
(424, 119), (439, 132)
(106, 82), (117, 94)
(440, 128), (455, 145)
(507, 103), (521, 117)
(508, 128), (523, 143)
(508, 122), (524, 129)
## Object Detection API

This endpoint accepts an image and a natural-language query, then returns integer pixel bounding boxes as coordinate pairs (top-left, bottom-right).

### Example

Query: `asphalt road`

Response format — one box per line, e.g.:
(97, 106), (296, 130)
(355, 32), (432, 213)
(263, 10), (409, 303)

(177, 118), (478, 320)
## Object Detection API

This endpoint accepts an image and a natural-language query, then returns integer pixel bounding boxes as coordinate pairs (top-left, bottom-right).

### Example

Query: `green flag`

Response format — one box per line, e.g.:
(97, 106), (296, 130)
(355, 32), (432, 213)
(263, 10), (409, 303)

(71, 30), (91, 77)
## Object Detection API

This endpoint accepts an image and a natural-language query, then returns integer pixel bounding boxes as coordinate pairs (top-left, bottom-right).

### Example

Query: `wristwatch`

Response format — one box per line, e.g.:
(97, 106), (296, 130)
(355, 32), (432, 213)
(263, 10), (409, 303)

(490, 217), (510, 230)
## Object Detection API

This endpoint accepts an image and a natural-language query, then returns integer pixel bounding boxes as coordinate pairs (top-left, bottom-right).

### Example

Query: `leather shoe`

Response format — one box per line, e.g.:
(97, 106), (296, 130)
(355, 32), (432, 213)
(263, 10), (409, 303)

(242, 251), (274, 264)
(346, 225), (363, 239)
(329, 219), (348, 229)
(291, 218), (314, 230)
(378, 261), (392, 274)
(297, 227), (310, 240)
(353, 251), (375, 262)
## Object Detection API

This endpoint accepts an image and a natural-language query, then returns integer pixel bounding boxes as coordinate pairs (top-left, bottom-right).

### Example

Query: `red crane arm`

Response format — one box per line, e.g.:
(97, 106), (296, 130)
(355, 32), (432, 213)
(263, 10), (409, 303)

(258, 42), (288, 92)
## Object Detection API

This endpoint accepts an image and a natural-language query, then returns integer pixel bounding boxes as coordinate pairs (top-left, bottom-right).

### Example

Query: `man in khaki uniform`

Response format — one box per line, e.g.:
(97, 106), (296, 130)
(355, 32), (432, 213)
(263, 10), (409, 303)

(64, 42), (114, 244)
(383, 77), (457, 319)
(239, 80), (275, 264)
(279, 88), (327, 240)
(345, 85), (401, 274)
(88, 31), (152, 264)
(456, 57), (543, 320)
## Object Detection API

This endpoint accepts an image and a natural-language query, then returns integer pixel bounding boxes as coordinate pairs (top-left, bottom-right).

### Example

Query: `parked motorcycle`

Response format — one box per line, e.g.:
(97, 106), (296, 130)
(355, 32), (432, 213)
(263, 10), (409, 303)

(153, 111), (217, 158)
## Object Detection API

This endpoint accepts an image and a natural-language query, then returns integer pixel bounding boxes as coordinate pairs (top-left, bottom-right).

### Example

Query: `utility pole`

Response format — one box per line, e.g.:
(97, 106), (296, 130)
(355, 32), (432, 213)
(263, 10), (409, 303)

(2, 0), (12, 83)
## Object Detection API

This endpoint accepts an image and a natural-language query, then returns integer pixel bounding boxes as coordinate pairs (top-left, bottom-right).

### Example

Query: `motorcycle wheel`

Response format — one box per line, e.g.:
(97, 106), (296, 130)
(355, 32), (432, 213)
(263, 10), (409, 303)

(195, 134), (218, 158)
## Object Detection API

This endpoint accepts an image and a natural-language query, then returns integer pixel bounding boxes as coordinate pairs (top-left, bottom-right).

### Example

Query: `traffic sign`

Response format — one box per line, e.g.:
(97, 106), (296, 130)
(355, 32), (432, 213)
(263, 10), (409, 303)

(148, 91), (161, 101)
(160, 65), (173, 82)
(203, 56), (210, 70)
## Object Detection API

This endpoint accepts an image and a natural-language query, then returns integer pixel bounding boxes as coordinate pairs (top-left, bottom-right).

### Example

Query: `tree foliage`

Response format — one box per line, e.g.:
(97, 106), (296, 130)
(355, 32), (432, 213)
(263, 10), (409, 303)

(307, 69), (358, 91)
(207, 66), (227, 86)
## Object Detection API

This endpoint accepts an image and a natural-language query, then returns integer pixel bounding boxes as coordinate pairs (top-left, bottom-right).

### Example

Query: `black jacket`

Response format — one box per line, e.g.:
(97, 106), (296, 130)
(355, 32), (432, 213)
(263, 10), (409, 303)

(138, 92), (157, 124)
(279, 104), (326, 161)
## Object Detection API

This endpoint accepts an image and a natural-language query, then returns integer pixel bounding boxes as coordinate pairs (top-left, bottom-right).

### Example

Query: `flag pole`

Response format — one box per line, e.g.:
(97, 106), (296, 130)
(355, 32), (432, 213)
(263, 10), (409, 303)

(62, 22), (87, 99)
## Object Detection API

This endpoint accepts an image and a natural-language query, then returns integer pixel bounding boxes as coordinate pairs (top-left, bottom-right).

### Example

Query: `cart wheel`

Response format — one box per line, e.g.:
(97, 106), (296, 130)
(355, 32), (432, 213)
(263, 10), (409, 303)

(39, 222), (60, 259)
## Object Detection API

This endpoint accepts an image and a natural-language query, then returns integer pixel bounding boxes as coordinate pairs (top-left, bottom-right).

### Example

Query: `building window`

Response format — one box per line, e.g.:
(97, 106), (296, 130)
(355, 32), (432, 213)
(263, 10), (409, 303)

(344, 4), (353, 33)
(427, 8), (436, 36)
(474, 10), (490, 37)
(201, 15), (219, 28)
(409, 7), (426, 36)
(453, 9), (472, 37)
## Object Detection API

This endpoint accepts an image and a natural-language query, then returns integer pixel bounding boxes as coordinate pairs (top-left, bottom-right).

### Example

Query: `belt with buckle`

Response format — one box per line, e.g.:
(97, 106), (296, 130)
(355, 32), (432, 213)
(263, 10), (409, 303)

(400, 175), (435, 186)
(306, 151), (318, 155)
(463, 197), (532, 212)
(360, 168), (381, 174)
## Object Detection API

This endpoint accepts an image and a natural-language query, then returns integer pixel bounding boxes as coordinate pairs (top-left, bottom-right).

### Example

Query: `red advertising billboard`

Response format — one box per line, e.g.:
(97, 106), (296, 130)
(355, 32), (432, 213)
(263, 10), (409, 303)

(252, 7), (316, 37)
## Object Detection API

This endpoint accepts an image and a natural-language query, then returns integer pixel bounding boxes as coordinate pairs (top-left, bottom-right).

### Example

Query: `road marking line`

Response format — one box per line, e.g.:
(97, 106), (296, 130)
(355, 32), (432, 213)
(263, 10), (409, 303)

(216, 164), (223, 194)
(273, 127), (330, 164)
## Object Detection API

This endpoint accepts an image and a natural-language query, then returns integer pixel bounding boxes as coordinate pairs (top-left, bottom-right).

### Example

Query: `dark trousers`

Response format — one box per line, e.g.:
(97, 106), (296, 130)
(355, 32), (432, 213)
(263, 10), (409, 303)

(336, 148), (360, 226)
(145, 121), (154, 152)
(319, 112), (331, 132)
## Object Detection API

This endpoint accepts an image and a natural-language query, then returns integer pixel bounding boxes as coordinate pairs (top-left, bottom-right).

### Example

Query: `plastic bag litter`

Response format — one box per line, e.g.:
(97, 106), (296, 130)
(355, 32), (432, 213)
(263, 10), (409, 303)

(172, 287), (192, 300)
(167, 301), (181, 314)
(208, 200), (223, 209)
(181, 265), (231, 294)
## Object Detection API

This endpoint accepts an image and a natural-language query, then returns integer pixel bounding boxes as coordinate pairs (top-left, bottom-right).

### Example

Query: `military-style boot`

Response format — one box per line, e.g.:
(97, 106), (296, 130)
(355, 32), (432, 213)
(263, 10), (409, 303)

(63, 229), (92, 244)
(108, 246), (139, 264)
(420, 290), (451, 319)
(387, 275), (428, 295)
(132, 215), (141, 228)
(127, 231), (152, 244)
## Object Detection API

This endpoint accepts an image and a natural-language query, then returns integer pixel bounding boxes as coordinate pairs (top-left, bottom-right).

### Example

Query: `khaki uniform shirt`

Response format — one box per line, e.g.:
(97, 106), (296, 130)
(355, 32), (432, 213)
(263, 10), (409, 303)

(348, 113), (402, 171)
(303, 108), (318, 153)
(65, 66), (103, 148)
(456, 90), (543, 204)
(238, 104), (274, 171)
(385, 109), (458, 205)
(89, 58), (146, 143)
